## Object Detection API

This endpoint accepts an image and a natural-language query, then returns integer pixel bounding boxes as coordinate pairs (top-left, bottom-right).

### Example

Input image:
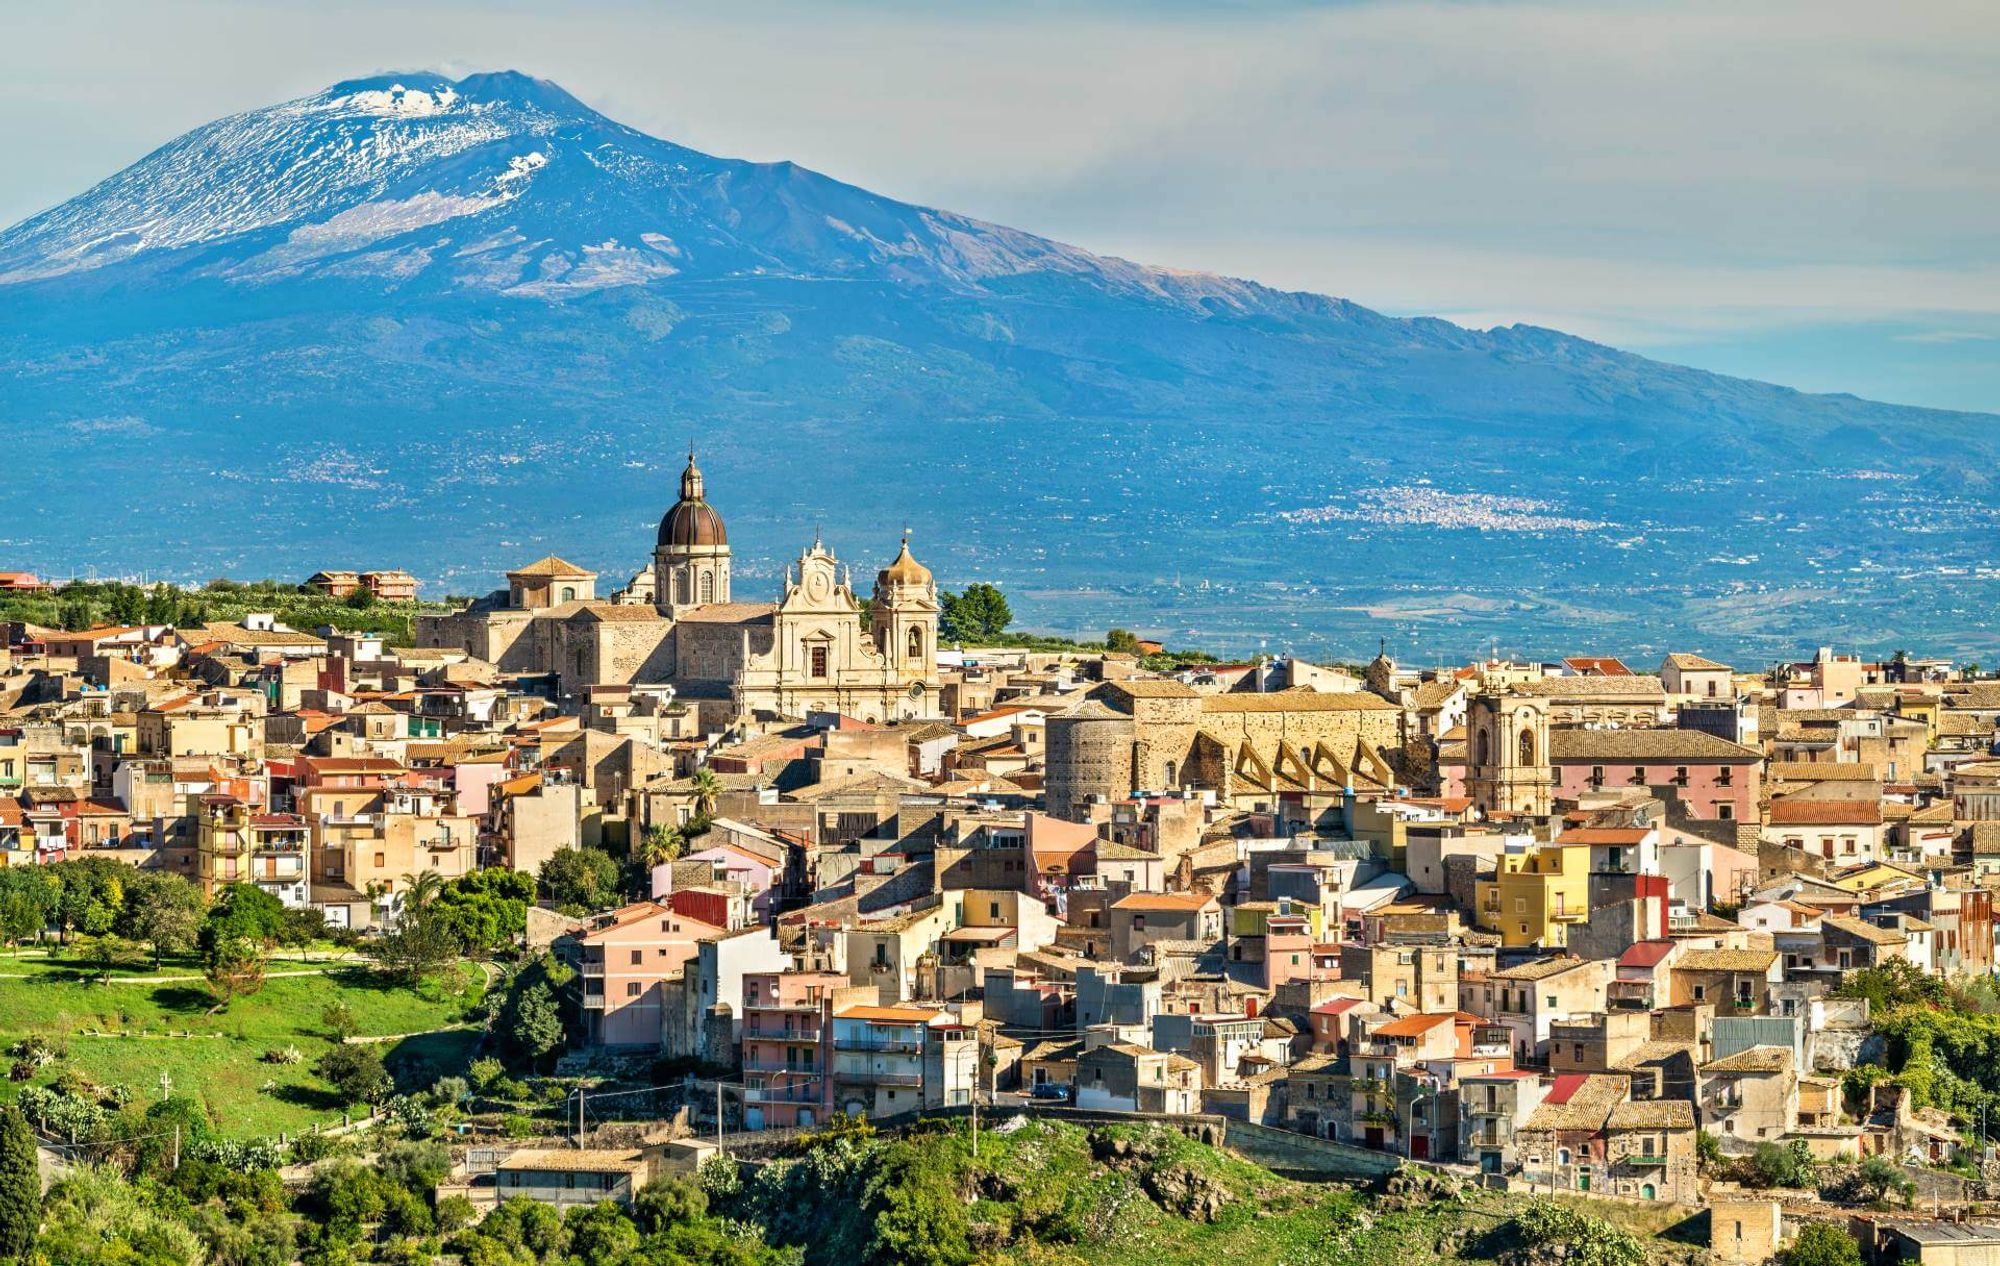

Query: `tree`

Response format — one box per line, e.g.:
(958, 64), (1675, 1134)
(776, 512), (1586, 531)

(315, 1044), (391, 1106)
(1780, 1223), (1863, 1266)
(939, 583), (1011, 644)
(1747, 1139), (1818, 1189)
(510, 984), (566, 1072)
(200, 883), (287, 953)
(0, 890), (44, 956)
(538, 848), (623, 914)
(322, 1001), (360, 1042)
(1834, 957), (1948, 1012)
(1105, 628), (1139, 654)
(637, 825), (686, 871)
(343, 588), (377, 611)
(0, 1106), (39, 1261)
(116, 871), (205, 968)
(203, 935), (266, 1012)
(688, 768), (724, 823)
(369, 905), (460, 985)
(431, 869), (535, 956)
(70, 934), (147, 984)
(1850, 1154), (1917, 1207)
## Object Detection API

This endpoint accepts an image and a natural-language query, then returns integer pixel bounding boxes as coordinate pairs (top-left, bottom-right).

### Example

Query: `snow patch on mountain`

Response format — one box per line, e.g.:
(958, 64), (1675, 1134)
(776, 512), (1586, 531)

(335, 82), (461, 116)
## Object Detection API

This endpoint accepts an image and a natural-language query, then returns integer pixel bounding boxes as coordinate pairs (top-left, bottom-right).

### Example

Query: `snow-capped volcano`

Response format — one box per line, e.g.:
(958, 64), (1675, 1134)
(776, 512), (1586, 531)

(0, 70), (1273, 308)
(1, 70), (1995, 660)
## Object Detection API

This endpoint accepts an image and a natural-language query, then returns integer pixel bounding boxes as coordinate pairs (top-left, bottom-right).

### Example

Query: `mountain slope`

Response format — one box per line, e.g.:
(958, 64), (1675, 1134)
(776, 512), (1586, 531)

(3, 70), (1996, 662)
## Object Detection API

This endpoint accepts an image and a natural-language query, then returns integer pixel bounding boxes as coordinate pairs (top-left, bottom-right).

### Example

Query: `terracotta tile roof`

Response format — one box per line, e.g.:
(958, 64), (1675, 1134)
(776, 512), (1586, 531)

(1822, 914), (1910, 946)
(1677, 948), (1778, 973)
(1768, 799), (1883, 826)
(506, 555), (596, 578)
(1549, 730), (1759, 761)
(1617, 939), (1676, 969)
(1373, 1013), (1456, 1038)
(1513, 675), (1665, 699)
(1767, 762), (1881, 783)
(1663, 653), (1732, 672)
(1608, 1099), (1696, 1129)
(1490, 956), (1589, 982)
(1701, 1046), (1793, 1074)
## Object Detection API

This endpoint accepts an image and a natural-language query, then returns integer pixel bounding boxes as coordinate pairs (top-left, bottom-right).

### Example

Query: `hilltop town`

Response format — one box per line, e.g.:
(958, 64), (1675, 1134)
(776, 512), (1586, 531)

(3, 459), (2000, 1266)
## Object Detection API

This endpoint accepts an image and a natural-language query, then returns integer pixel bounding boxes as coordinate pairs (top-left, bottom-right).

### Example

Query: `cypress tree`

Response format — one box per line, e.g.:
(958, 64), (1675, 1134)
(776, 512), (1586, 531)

(0, 1104), (39, 1261)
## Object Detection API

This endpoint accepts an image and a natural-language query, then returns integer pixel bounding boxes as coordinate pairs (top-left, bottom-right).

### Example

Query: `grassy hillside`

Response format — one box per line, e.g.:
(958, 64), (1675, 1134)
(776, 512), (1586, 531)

(717, 1116), (1708, 1266)
(0, 952), (481, 1137)
(0, 578), (450, 647)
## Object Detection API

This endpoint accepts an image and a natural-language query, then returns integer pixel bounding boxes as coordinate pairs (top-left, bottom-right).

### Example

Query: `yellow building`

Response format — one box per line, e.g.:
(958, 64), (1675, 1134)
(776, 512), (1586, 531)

(1475, 844), (1591, 948)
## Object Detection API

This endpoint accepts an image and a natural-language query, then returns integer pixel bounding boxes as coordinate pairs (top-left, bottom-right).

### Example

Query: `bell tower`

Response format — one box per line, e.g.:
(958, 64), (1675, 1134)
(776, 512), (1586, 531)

(1465, 692), (1553, 817)
(871, 531), (941, 695)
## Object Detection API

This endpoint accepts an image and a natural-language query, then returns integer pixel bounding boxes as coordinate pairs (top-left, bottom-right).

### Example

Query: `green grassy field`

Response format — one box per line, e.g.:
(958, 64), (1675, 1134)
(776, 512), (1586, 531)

(0, 952), (483, 1138)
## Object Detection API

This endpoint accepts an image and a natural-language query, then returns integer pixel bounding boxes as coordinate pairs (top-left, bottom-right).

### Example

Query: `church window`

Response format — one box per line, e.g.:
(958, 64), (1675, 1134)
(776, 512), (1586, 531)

(675, 571), (690, 605)
(1517, 728), (1535, 767)
(700, 572), (714, 604)
(907, 626), (922, 662)
(810, 645), (828, 679)
(559, 586), (576, 603)
(1164, 760), (1177, 787)
(1476, 728), (1490, 767)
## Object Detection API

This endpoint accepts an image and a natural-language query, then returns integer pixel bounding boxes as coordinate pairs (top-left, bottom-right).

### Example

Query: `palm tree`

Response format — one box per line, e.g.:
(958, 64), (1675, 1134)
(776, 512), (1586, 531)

(400, 870), (446, 912)
(637, 825), (684, 871)
(689, 767), (723, 823)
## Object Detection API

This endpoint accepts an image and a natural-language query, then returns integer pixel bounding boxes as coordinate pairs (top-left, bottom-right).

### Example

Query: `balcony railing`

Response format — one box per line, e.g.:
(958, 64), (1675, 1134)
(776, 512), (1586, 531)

(1623, 1154), (1668, 1167)
(834, 1071), (921, 1087)
(834, 1037), (922, 1055)
(581, 994), (605, 1010)
(742, 1061), (818, 1075)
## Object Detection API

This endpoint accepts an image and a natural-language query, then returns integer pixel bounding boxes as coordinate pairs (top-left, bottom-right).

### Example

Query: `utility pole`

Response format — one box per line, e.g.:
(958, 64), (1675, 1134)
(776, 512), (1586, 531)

(971, 1087), (979, 1159)
(171, 1124), (180, 1172)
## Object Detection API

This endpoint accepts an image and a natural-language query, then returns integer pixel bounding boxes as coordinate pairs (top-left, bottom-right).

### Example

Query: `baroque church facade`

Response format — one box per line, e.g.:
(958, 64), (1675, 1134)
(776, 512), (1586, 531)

(416, 453), (940, 727)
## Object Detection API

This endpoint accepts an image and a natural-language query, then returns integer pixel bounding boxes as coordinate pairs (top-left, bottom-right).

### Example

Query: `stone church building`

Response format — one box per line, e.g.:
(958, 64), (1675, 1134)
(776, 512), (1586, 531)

(417, 453), (940, 727)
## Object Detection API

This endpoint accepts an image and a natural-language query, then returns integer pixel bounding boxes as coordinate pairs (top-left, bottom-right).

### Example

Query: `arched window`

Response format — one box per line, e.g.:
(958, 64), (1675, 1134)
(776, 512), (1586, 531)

(907, 626), (923, 663)
(1164, 760), (1178, 788)
(1518, 727), (1536, 767)
(700, 572), (714, 604)
(675, 571), (690, 604)
(1557, 1147), (1572, 1166)
(559, 586), (576, 603)
(1475, 727), (1491, 768)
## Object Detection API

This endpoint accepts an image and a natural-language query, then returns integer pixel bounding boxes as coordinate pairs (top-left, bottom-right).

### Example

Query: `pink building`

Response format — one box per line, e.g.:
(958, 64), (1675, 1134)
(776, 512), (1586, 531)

(741, 970), (846, 1129)
(578, 902), (726, 1048)
(1549, 731), (1761, 823)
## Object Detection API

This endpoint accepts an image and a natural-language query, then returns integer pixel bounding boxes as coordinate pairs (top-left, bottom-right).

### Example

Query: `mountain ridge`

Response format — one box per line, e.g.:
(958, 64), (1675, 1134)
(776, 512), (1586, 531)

(3, 70), (1996, 662)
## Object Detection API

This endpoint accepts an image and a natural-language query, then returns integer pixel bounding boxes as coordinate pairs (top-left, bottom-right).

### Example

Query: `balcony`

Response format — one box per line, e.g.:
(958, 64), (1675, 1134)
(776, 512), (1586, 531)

(744, 1085), (823, 1105)
(743, 1060), (818, 1076)
(580, 960), (605, 978)
(835, 1037), (922, 1055)
(835, 1070), (921, 1087)
(581, 994), (605, 1010)
(1623, 1154), (1668, 1167)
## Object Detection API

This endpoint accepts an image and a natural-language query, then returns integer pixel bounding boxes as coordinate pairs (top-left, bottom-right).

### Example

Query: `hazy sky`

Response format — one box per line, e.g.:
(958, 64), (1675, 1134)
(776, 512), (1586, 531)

(6, 0), (1998, 412)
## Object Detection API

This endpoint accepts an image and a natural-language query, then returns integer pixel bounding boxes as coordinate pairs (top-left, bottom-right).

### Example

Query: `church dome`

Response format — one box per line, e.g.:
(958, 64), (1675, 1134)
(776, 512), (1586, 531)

(657, 451), (728, 550)
(877, 535), (932, 588)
